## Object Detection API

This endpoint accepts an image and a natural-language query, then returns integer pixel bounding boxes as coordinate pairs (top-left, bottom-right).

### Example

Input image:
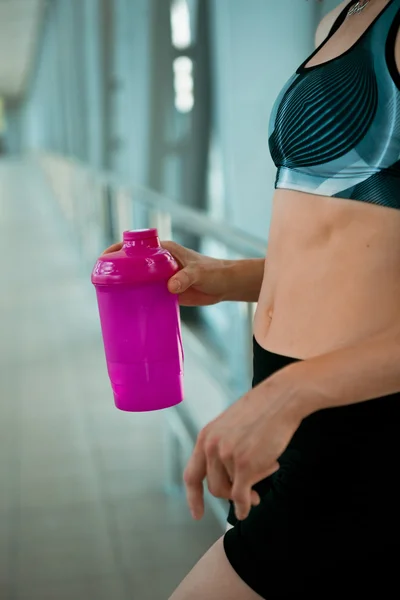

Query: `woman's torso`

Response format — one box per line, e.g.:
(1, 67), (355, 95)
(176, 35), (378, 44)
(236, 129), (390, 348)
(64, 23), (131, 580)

(254, 0), (400, 358)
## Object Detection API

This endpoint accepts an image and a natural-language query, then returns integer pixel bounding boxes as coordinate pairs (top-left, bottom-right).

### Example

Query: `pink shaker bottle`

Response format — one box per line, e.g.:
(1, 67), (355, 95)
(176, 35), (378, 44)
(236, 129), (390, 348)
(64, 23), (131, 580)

(91, 229), (184, 411)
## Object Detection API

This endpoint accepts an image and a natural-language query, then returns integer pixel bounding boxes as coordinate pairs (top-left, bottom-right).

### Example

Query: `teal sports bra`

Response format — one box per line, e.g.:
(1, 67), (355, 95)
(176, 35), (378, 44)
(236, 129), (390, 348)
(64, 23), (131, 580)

(268, 0), (400, 209)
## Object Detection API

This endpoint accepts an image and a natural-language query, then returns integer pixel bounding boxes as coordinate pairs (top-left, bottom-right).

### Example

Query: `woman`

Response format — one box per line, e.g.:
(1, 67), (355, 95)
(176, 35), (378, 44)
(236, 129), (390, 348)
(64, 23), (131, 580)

(107, 0), (400, 596)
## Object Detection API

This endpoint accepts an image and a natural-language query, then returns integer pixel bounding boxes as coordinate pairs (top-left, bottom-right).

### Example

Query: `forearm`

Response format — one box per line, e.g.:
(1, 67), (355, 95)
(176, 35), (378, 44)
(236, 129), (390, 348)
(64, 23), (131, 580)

(267, 327), (400, 419)
(221, 258), (265, 303)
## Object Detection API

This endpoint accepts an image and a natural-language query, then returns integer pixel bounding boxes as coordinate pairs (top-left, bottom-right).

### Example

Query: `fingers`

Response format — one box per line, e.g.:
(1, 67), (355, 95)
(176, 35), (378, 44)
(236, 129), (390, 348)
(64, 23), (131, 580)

(183, 440), (207, 520)
(160, 240), (182, 258)
(160, 241), (187, 270)
(102, 242), (122, 255)
(205, 443), (261, 508)
(206, 453), (260, 519)
(231, 461), (280, 520)
(206, 439), (232, 500)
(251, 489), (261, 507)
(184, 422), (280, 522)
(231, 470), (253, 521)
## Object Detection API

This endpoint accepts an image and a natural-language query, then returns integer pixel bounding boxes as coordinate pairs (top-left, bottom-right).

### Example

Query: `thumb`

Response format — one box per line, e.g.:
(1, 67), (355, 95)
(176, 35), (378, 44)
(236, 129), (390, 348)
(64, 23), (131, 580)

(168, 266), (197, 294)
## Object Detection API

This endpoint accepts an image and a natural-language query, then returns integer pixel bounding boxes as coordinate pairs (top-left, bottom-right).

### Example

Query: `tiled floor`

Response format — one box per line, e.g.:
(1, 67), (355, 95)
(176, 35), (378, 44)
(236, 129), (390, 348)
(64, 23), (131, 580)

(0, 160), (222, 599)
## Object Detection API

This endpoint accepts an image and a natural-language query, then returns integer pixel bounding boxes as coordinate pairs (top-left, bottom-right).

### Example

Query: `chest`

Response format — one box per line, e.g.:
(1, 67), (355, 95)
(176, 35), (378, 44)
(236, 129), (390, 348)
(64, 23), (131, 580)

(306, 1), (400, 73)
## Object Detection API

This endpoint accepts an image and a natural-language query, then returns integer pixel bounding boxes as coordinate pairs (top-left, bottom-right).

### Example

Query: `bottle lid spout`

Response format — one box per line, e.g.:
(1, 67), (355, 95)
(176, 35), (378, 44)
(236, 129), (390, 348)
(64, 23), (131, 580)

(123, 229), (158, 242)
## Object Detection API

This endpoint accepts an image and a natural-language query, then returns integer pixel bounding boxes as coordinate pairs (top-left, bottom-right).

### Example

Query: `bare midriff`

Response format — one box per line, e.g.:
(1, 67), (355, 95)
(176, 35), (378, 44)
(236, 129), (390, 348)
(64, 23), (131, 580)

(253, 189), (400, 359)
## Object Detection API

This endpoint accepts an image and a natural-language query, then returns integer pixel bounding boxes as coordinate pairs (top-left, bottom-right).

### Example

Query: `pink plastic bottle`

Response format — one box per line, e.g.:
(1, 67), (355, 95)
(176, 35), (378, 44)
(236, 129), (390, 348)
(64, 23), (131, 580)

(91, 228), (184, 412)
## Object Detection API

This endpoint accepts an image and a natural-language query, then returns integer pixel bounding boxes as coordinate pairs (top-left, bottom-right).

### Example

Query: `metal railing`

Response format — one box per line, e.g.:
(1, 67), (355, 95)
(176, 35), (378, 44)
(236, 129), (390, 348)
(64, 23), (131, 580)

(36, 151), (267, 527)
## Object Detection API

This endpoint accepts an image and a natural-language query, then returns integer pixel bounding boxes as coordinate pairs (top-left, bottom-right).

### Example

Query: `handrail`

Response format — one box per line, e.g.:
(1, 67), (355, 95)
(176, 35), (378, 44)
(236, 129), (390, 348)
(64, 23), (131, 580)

(39, 153), (267, 258)
(105, 179), (267, 258)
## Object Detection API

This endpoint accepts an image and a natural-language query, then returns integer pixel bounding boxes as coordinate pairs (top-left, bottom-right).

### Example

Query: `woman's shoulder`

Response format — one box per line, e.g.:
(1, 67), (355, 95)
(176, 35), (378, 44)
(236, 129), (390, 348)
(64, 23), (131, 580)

(315, 0), (353, 47)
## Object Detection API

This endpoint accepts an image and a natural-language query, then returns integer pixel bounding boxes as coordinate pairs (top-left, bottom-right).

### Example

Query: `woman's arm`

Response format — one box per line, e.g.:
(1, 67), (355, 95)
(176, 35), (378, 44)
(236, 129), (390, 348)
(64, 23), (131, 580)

(221, 258), (265, 303)
(269, 325), (400, 417)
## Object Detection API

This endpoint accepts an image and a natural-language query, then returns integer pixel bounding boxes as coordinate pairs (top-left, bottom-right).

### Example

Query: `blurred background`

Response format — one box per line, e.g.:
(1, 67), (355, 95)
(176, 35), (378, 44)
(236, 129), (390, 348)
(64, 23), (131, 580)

(0, 0), (338, 598)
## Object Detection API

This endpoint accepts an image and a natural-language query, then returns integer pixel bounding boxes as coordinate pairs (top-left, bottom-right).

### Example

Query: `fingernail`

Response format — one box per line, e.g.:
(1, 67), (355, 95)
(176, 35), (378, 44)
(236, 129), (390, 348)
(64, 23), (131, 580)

(170, 280), (181, 293)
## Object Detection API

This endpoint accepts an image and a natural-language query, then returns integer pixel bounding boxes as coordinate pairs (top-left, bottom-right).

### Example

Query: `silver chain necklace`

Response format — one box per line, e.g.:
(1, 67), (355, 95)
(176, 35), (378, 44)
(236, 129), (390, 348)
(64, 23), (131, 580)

(347, 0), (372, 17)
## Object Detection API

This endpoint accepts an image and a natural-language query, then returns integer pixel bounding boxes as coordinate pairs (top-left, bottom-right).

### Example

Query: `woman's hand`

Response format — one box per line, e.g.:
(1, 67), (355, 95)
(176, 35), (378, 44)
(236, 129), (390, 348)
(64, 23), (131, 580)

(183, 372), (304, 521)
(103, 240), (231, 306)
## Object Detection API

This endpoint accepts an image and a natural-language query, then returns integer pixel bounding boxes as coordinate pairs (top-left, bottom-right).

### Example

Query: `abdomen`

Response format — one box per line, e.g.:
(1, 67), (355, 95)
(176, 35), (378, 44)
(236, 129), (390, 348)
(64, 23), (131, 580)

(254, 189), (400, 358)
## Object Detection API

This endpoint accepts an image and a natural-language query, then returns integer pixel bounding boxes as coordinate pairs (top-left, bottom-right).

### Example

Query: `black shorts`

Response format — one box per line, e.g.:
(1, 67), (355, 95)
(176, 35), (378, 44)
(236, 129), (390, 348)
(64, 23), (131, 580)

(223, 337), (400, 598)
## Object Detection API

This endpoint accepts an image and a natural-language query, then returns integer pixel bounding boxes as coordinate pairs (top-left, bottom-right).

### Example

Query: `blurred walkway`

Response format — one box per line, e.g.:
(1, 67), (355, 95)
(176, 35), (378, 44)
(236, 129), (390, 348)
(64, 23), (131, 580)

(0, 160), (220, 600)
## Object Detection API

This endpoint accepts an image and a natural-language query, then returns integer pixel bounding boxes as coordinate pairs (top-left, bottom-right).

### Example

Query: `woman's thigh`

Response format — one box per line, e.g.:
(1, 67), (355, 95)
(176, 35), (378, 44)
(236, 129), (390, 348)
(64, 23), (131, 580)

(168, 537), (263, 600)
